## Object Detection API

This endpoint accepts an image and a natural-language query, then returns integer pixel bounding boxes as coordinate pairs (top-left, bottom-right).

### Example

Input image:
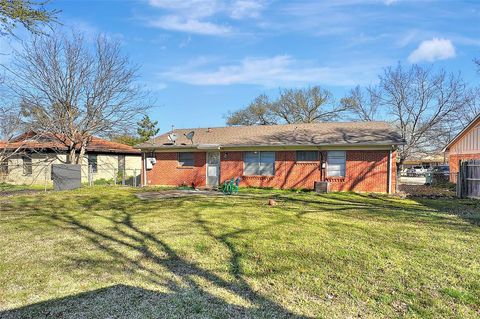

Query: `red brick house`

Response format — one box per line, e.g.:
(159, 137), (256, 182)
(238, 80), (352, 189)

(137, 122), (405, 193)
(443, 114), (480, 182)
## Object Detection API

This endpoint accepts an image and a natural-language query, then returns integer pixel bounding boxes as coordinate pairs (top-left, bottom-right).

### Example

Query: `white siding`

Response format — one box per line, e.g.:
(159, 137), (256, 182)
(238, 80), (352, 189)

(1, 152), (141, 186)
(451, 123), (480, 154)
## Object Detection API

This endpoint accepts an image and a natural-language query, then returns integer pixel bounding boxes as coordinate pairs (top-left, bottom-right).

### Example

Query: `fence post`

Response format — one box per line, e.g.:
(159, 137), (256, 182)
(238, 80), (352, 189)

(89, 165), (93, 186)
(44, 164), (48, 192)
(122, 169), (125, 186)
(133, 169), (137, 187)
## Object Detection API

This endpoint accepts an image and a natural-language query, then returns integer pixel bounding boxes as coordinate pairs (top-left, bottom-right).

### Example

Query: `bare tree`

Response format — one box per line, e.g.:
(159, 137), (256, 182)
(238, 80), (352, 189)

(0, 104), (27, 180)
(3, 31), (149, 164)
(226, 94), (276, 126)
(340, 85), (380, 121)
(227, 86), (346, 125)
(344, 64), (470, 166)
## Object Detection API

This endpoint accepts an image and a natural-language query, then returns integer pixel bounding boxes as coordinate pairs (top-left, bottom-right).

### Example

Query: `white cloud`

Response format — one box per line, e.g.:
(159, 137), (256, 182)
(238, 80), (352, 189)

(384, 0), (399, 5)
(408, 38), (456, 63)
(160, 55), (388, 87)
(230, 0), (265, 19)
(146, 0), (266, 35)
(149, 15), (232, 35)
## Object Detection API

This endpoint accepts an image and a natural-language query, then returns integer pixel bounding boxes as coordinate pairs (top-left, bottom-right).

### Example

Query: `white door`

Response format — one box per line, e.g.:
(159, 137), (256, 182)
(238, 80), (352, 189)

(206, 152), (220, 187)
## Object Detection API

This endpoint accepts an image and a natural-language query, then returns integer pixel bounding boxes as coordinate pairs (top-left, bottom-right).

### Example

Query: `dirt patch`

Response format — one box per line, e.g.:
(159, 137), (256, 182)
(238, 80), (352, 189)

(136, 189), (221, 200)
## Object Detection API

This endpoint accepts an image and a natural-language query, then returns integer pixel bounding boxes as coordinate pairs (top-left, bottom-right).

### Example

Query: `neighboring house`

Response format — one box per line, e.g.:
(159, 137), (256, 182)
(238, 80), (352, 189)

(136, 122), (405, 193)
(0, 132), (142, 185)
(443, 114), (480, 183)
(402, 152), (447, 170)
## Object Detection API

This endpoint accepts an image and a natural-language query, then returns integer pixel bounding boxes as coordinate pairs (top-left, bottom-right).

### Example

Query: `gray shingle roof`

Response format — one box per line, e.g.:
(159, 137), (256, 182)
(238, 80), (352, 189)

(136, 121), (405, 149)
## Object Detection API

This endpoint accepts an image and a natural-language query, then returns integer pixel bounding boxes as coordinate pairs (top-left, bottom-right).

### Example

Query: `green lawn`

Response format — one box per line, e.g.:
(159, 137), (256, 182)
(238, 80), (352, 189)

(0, 187), (479, 318)
(0, 182), (50, 192)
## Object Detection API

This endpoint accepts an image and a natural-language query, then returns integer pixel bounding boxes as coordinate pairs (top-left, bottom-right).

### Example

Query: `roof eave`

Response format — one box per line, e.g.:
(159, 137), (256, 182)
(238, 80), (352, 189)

(138, 141), (406, 150)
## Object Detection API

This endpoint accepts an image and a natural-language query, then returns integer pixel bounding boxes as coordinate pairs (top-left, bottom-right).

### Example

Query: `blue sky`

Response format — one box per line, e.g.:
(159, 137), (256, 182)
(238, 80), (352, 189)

(2, 0), (480, 132)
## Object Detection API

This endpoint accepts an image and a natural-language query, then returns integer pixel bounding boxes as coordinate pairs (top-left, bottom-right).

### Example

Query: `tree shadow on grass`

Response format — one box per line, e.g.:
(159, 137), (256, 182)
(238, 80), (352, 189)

(2, 284), (290, 319)
(0, 192), (312, 319)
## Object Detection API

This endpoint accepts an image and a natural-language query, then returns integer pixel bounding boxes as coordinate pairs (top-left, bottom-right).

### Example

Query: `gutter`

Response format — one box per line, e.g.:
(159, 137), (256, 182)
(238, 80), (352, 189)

(137, 141), (407, 150)
(388, 148), (392, 194)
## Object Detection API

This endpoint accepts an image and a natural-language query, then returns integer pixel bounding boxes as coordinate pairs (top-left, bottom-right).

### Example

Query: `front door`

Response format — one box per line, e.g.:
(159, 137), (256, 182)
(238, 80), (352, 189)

(206, 152), (220, 188)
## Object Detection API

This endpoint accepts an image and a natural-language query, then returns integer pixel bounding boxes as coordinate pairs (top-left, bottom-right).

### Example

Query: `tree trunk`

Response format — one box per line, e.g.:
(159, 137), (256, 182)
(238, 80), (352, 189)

(67, 148), (76, 164)
(76, 145), (86, 165)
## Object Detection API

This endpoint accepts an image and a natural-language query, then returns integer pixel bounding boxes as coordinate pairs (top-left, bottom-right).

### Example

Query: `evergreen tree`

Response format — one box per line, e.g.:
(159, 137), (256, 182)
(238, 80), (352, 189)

(137, 115), (159, 142)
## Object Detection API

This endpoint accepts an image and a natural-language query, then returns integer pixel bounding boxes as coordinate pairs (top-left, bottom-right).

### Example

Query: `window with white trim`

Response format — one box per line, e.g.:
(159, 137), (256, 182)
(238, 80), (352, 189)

(244, 151), (275, 176)
(327, 151), (346, 177)
(178, 152), (194, 167)
(88, 154), (98, 173)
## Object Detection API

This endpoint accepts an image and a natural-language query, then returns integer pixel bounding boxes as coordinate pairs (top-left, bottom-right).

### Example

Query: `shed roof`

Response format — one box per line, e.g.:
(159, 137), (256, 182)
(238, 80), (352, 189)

(1, 132), (140, 155)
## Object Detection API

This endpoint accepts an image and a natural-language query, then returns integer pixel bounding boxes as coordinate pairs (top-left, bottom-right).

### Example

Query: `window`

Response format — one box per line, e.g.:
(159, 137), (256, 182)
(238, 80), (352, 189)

(244, 151), (275, 176)
(327, 151), (346, 177)
(296, 151), (319, 162)
(0, 159), (7, 175)
(88, 154), (98, 173)
(178, 152), (194, 167)
(22, 156), (32, 175)
(118, 155), (125, 172)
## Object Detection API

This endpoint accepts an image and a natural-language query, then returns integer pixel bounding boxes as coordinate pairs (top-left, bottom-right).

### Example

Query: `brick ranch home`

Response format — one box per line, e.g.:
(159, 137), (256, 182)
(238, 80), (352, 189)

(443, 113), (480, 183)
(137, 122), (405, 193)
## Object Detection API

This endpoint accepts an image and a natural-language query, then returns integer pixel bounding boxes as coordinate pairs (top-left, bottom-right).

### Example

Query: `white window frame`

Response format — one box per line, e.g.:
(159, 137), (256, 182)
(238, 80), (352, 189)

(88, 154), (98, 173)
(243, 151), (275, 176)
(327, 151), (346, 177)
(178, 152), (195, 167)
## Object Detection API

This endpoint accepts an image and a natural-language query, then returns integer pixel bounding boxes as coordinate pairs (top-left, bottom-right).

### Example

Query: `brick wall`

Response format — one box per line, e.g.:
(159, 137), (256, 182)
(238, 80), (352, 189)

(146, 150), (396, 193)
(220, 151), (321, 189)
(145, 152), (206, 187)
(449, 153), (480, 183)
(327, 150), (391, 193)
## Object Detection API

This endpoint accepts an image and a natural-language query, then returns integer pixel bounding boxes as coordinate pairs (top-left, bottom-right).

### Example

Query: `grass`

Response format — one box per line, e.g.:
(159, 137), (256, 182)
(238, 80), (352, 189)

(0, 187), (479, 318)
(0, 182), (51, 192)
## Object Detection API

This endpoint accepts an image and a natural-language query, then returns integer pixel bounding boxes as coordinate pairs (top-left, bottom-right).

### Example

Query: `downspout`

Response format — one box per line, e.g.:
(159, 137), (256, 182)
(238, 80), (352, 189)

(388, 148), (392, 194)
(143, 152), (148, 187)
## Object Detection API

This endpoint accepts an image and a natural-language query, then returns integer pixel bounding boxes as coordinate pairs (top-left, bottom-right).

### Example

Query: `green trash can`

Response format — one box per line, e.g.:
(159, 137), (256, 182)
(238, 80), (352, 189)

(425, 172), (433, 185)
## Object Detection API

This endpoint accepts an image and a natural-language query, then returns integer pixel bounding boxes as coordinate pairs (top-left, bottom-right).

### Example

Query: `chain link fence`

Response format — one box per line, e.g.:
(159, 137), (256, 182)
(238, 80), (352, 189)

(1, 162), (142, 188)
(398, 171), (457, 198)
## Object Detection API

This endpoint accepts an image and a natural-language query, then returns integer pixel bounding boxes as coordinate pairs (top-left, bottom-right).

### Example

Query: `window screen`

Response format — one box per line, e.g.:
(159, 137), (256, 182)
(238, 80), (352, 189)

(178, 152), (194, 167)
(88, 154), (98, 173)
(296, 151), (319, 162)
(23, 156), (32, 175)
(244, 151), (275, 176)
(327, 151), (346, 177)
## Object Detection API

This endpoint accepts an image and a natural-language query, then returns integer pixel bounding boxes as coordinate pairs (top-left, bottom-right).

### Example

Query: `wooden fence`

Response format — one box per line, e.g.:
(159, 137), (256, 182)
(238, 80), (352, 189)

(457, 160), (480, 199)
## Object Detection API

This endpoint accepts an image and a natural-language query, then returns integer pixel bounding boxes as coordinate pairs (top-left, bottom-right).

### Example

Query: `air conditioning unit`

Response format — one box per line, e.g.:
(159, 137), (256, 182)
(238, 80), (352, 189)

(146, 157), (156, 170)
(314, 181), (329, 193)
